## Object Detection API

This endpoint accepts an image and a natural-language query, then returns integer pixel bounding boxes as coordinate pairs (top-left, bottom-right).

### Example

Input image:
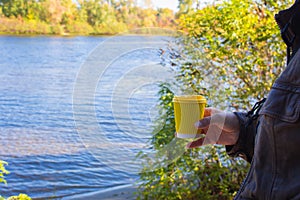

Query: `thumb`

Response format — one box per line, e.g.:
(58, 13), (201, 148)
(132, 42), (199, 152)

(194, 116), (211, 129)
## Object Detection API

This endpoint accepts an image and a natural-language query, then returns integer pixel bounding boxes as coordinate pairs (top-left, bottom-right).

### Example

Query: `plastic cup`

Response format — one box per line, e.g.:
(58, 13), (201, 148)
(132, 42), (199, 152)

(173, 95), (207, 139)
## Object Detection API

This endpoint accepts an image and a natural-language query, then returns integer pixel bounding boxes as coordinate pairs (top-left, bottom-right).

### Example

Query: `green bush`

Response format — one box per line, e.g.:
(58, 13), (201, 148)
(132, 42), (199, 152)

(137, 85), (248, 200)
(6, 194), (31, 200)
(0, 161), (9, 184)
(137, 0), (290, 199)
(93, 21), (128, 35)
(65, 21), (94, 35)
(0, 18), (51, 35)
(0, 161), (31, 200)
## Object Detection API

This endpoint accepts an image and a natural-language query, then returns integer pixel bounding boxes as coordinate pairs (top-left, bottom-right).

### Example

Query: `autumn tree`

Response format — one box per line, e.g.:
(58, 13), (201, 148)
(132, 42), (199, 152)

(157, 8), (175, 28)
(0, 0), (176, 35)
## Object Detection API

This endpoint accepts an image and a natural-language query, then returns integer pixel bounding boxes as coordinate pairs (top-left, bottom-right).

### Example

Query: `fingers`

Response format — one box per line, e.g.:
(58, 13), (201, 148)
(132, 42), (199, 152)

(186, 137), (205, 149)
(193, 111), (226, 147)
(196, 108), (224, 128)
(204, 108), (213, 117)
(194, 116), (211, 129)
(186, 108), (228, 148)
(203, 107), (222, 117)
(194, 108), (215, 131)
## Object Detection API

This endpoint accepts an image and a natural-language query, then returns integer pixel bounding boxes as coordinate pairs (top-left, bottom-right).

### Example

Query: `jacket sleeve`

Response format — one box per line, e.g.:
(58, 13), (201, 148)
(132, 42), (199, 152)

(225, 112), (257, 163)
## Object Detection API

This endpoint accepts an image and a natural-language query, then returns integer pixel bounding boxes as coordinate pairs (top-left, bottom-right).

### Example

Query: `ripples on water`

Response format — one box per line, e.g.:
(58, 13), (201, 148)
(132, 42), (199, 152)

(0, 36), (173, 199)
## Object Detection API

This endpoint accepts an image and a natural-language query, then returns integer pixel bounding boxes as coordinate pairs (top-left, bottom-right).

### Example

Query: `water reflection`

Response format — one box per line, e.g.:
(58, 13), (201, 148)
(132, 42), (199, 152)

(0, 127), (84, 156)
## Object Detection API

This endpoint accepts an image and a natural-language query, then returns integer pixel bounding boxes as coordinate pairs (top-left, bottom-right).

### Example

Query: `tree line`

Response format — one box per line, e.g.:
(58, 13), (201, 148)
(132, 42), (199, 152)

(0, 0), (176, 35)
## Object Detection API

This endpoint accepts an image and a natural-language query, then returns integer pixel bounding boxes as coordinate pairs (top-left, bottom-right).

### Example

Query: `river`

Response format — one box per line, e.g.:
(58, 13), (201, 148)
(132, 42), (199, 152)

(0, 35), (175, 199)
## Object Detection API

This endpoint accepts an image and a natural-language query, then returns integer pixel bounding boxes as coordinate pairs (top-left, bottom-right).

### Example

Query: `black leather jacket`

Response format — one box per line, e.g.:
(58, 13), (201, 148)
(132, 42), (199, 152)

(226, 49), (300, 199)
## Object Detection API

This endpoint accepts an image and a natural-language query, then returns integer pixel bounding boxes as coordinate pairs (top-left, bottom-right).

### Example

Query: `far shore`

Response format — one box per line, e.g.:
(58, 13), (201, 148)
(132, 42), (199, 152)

(0, 32), (110, 37)
(0, 17), (176, 38)
(0, 32), (176, 38)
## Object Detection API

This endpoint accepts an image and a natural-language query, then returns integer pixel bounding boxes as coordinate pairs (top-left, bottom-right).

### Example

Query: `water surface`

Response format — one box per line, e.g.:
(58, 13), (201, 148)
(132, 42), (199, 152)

(0, 35), (172, 199)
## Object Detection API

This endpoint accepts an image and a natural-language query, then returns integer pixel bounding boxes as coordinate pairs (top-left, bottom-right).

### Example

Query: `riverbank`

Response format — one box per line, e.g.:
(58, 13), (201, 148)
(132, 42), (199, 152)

(0, 17), (176, 37)
(0, 17), (174, 36)
(64, 184), (137, 200)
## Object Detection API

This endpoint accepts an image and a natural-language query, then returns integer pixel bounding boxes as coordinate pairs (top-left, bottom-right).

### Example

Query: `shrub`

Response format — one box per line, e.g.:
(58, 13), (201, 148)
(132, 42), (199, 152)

(0, 161), (9, 184)
(0, 161), (31, 200)
(65, 21), (94, 35)
(137, 84), (248, 200)
(0, 18), (51, 35)
(137, 0), (289, 199)
(6, 194), (31, 200)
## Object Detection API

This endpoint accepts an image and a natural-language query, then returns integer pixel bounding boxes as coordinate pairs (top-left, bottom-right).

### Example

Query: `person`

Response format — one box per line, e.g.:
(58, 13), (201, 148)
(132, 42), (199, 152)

(187, 1), (300, 199)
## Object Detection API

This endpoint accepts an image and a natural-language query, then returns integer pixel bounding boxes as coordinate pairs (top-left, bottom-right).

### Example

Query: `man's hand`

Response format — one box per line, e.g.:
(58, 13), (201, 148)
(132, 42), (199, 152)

(187, 108), (240, 148)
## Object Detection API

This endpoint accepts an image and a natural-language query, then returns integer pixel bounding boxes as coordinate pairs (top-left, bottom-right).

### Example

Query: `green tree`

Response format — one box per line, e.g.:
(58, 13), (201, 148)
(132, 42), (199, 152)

(0, 0), (176, 35)
(138, 8), (157, 27)
(79, 0), (106, 26)
(176, 0), (290, 110)
(26, 0), (42, 20)
(60, 0), (78, 25)
(0, 0), (29, 18)
(113, 0), (135, 25)
(177, 0), (196, 15)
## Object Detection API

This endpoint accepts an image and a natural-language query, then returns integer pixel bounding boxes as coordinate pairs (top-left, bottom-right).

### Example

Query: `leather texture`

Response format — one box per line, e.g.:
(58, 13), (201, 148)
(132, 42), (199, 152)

(229, 49), (300, 199)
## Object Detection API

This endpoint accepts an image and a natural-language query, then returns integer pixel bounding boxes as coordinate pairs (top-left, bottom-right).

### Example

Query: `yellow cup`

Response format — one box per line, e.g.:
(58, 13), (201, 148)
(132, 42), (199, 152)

(173, 95), (207, 139)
